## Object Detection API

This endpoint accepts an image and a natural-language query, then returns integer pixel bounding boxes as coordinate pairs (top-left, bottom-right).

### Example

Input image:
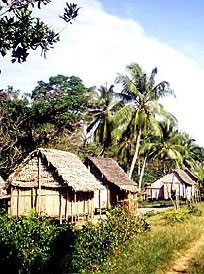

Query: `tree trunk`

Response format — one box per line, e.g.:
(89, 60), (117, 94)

(138, 160), (141, 175)
(128, 129), (142, 179)
(138, 155), (147, 190)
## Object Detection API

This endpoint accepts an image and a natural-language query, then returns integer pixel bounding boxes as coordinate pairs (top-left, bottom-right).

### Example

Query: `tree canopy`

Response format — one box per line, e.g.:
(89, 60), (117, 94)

(0, 0), (79, 65)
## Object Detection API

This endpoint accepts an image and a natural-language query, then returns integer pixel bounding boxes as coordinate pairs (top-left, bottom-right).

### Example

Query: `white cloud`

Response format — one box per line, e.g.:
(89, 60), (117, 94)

(1, 0), (204, 146)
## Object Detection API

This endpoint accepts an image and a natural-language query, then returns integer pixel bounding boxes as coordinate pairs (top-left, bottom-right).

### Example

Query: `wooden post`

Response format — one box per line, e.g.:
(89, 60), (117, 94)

(59, 193), (62, 224)
(87, 196), (90, 219)
(99, 190), (101, 216)
(17, 188), (19, 216)
(107, 188), (109, 209)
(74, 192), (77, 222)
(71, 193), (73, 223)
(38, 156), (42, 215)
(77, 194), (79, 222)
(31, 188), (33, 209)
(91, 196), (94, 219)
(83, 196), (86, 221)
(65, 191), (69, 221)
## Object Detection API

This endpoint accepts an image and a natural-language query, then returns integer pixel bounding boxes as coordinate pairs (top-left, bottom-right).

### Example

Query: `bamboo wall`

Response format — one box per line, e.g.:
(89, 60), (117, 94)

(9, 155), (95, 221)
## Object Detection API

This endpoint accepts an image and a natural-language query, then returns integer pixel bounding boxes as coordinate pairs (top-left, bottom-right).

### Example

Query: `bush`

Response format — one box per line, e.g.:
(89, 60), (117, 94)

(67, 207), (150, 273)
(163, 205), (202, 224)
(0, 210), (66, 273)
(0, 207), (149, 273)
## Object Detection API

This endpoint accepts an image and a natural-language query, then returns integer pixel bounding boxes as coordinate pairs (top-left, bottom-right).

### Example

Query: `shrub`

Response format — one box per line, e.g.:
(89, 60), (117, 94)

(0, 210), (66, 273)
(163, 208), (189, 224)
(163, 205), (202, 224)
(67, 207), (150, 273)
(0, 207), (149, 273)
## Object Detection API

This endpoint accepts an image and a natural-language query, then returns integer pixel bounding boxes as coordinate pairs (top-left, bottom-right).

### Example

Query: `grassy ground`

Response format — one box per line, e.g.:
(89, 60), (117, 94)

(188, 248), (204, 274)
(107, 204), (204, 274)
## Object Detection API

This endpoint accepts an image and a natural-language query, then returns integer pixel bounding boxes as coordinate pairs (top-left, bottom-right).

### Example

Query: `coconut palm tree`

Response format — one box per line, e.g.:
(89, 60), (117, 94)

(86, 84), (120, 156)
(114, 63), (176, 181)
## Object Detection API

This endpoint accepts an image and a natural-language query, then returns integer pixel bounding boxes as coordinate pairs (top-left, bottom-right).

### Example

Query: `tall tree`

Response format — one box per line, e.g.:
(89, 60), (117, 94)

(31, 74), (88, 130)
(115, 63), (176, 181)
(86, 84), (120, 156)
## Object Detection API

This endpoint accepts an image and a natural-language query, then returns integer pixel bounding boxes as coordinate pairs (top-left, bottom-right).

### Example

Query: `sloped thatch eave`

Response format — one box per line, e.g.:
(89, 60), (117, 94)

(85, 157), (138, 193)
(8, 149), (104, 192)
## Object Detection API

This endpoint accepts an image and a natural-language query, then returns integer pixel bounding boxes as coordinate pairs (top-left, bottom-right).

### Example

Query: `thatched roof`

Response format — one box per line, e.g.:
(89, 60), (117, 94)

(151, 169), (196, 187)
(175, 169), (196, 186)
(8, 149), (104, 192)
(85, 157), (138, 193)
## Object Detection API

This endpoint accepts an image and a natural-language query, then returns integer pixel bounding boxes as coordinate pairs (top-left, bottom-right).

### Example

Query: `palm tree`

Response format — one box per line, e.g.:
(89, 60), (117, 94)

(114, 63), (176, 181)
(144, 122), (185, 172)
(86, 84), (120, 156)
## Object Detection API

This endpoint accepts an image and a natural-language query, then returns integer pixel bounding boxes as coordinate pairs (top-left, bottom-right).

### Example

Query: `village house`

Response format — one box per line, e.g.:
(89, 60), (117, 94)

(6, 149), (103, 222)
(84, 157), (138, 212)
(145, 169), (199, 201)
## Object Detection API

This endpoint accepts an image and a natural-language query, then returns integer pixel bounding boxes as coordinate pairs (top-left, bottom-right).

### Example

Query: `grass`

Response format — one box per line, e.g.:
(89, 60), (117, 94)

(105, 204), (204, 274)
(188, 248), (204, 274)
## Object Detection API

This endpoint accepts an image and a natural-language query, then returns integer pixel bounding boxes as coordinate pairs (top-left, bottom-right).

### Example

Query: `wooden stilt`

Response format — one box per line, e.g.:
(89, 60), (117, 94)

(59, 193), (62, 224)
(71, 193), (73, 223)
(17, 188), (19, 216)
(38, 156), (42, 215)
(99, 190), (101, 216)
(74, 192), (77, 223)
(65, 191), (69, 221)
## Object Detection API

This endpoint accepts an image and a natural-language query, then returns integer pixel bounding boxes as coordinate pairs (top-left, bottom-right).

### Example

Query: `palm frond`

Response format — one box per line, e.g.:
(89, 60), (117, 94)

(150, 81), (176, 100)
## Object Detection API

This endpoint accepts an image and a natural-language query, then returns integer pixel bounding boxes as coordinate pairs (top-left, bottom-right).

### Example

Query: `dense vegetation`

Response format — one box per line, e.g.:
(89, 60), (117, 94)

(0, 207), (149, 273)
(1, 64), (203, 187)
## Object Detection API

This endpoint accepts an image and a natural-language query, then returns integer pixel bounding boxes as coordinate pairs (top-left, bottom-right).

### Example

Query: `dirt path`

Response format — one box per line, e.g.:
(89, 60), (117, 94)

(161, 235), (204, 274)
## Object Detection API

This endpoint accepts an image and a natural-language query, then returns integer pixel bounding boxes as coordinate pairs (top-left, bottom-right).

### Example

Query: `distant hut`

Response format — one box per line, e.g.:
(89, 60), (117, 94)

(84, 157), (138, 211)
(6, 149), (103, 222)
(145, 169), (199, 201)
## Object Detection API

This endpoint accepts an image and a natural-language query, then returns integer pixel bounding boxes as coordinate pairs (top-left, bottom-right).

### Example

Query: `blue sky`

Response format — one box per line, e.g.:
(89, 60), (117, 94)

(1, 0), (204, 145)
(101, 0), (204, 65)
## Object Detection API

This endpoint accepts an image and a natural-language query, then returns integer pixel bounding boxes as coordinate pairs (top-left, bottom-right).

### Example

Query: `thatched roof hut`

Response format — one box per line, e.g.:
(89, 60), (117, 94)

(85, 157), (138, 209)
(145, 169), (199, 201)
(85, 157), (138, 192)
(7, 149), (103, 221)
(8, 149), (102, 192)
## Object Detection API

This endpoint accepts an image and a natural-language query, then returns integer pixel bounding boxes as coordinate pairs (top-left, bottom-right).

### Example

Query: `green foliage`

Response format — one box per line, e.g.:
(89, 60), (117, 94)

(67, 207), (150, 273)
(31, 75), (88, 128)
(108, 203), (204, 274)
(0, 207), (149, 273)
(0, 0), (79, 64)
(163, 208), (190, 224)
(0, 75), (89, 178)
(0, 210), (66, 272)
(163, 205), (202, 224)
